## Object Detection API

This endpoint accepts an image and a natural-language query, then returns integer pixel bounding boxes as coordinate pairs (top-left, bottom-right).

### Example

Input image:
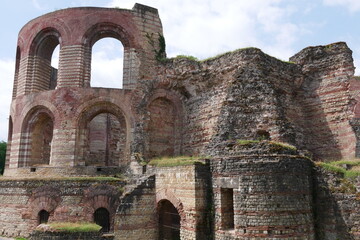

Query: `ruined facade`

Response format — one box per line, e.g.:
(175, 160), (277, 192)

(1, 3), (360, 240)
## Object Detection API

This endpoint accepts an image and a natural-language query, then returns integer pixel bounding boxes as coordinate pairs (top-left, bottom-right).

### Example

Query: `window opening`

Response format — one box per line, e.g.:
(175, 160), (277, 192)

(91, 38), (123, 89)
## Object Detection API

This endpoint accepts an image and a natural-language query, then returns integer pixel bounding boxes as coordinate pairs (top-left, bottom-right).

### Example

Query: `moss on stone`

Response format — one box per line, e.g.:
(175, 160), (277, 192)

(148, 156), (205, 167)
(316, 159), (360, 179)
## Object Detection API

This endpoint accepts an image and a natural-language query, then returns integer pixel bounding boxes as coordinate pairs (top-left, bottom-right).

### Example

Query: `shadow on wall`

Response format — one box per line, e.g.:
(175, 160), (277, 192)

(313, 167), (355, 240)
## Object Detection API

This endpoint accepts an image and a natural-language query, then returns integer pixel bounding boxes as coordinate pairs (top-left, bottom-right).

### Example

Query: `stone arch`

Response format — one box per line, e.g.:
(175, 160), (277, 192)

(156, 189), (185, 224)
(13, 46), (21, 99)
(94, 207), (110, 232)
(83, 184), (120, 232)
(76, 101), (130, 166)
(5, 116), (13, 170)
(158, 199), (181, 240)
(29, 27), (61, 92)
(19, 106), (55, 167)
(146, 90), (184, 159)
(82, 22), (139, 89)
(28, 185), (61, 224)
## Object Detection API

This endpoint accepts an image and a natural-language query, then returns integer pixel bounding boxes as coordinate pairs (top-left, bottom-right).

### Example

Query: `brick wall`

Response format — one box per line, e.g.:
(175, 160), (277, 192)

(210, 143), (315, 239)
(290, 42), (356, 160)
(0, 179), (124, 238)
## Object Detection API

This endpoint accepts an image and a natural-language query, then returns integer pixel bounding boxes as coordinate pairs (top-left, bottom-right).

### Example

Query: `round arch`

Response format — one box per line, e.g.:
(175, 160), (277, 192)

(76, 101), (130, 166)
(82, 22), (134, 48)
(29, 28), (61, 91)
(82, 22), (139, 88)
(19, 106), (55, 167)
(145, 89), (184, 159)
(158, 200), (181, 240)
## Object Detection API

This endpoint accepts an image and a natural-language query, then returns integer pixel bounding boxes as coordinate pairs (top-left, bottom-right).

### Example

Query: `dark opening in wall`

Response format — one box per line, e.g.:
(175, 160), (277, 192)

(38, 210), (49, 224)
(94, 208), (110, 232)
(220, 188), (234, 230)
(158, 200), (180, 240)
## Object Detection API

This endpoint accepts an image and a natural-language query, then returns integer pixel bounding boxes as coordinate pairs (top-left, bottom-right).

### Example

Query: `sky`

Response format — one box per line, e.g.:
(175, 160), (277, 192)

(1, 0), (360, 141)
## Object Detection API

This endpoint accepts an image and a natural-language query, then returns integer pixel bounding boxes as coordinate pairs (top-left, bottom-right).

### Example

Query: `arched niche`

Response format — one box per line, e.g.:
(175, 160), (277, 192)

(29, 28), (61, 92)
(20, 107), (55, 167)
(146, 95), (183, 159)
(76, 102), (129, 167)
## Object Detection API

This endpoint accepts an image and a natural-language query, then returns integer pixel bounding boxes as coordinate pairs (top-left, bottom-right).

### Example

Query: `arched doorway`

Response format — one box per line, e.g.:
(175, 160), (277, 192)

(94, 208), (110, 232)
(158, 200), (180, 240)
(38, 210), (49, 224)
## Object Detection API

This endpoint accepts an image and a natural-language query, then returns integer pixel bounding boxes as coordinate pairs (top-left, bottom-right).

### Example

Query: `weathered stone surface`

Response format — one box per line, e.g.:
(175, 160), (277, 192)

(2, 3), (360, 240)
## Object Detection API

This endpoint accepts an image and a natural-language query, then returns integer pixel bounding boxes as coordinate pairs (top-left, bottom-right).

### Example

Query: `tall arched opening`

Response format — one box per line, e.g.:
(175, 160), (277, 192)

(94, 207), (110, 232)
(20, 108), (54, 167)
(91, 37), (123, 89)
(147, 97), (177, 159)
(30, 28), (60, 92)
(158, 200), (180, 240)
(85, 112), (126, 166)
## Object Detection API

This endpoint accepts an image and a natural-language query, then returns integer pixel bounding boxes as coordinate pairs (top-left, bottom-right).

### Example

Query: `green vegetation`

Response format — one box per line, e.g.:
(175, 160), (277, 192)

(237, 139), (260, 145)
(145, 32), (166, 62)
(0, 141), (6, 175)
(236, 139), (297, 152)
(316, 159), (360, 179)
(268, 141), (297, 151)
(148, 156), (205, 167)
(173, 55), (199, 61)
(46, 222), (101, 232)
(15, 238), (28, 240)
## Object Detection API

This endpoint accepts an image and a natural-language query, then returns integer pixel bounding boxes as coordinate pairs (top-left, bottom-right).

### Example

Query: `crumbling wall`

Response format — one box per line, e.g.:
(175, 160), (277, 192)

(290, 42), (356, 160)
(314, 167), (360, 240)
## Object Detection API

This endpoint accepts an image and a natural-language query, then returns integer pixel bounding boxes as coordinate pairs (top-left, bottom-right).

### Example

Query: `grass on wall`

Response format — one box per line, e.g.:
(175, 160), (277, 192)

(316, 159), (360, 179)
(148, 156), (205, 167)
(45, 222), (101, 232)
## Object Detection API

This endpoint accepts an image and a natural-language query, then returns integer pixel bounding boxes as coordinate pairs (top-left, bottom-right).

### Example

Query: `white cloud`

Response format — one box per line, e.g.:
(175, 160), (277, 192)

(323, 0), (360, 12)
(91, 38), (123, 88)
(0, 59), (14, 142)
(106, 0), (306, 61)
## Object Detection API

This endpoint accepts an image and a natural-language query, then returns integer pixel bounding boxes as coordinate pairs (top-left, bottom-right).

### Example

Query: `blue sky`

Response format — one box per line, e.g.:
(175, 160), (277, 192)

(1, 0), (360, 141)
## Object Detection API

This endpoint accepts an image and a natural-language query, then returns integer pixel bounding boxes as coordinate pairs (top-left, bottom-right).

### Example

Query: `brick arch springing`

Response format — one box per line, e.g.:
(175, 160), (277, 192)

(29, 28), (61, 92)
(5, 116), (13, 170)
(76, 102), (130, 166)
(82, 22), (139, 89)
(19, 106), (55, 167)
(13, 46), (21, 99)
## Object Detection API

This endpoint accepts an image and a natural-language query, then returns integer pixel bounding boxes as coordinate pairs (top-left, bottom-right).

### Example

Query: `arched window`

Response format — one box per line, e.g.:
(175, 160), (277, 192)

(38, 210), (49, 224)
(158, 200), (180, 240)
(94, 208), (110, 232)
(91, 38), (123, 89)
(85, 112), (126, 166)
(148, 97), (176, 158)
(30, 29), (60, 92)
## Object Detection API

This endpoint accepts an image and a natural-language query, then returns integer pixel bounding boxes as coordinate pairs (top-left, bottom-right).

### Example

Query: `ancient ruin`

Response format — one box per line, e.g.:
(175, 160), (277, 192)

(1, 3), (360, 240)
